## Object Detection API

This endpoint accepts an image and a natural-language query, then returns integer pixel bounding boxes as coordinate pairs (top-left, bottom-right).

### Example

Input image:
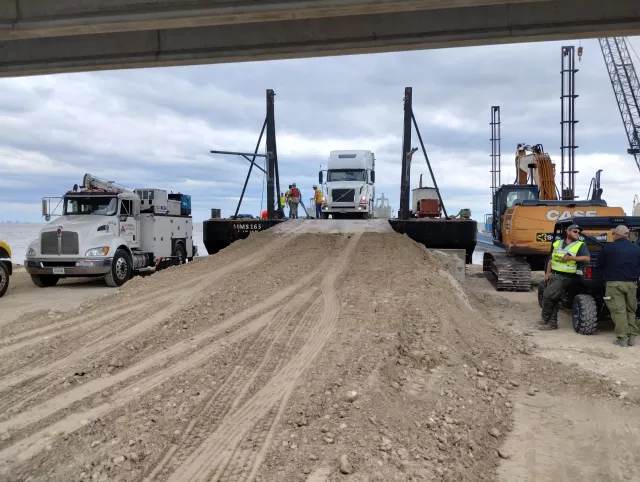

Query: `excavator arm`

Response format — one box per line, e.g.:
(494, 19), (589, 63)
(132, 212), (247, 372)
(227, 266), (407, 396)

(514, 143), (558, 201)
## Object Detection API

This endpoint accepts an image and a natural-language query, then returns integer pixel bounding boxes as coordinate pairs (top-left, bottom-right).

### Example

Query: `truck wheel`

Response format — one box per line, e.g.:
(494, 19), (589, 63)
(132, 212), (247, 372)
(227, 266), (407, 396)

(322, 213), (330, 220)
(105, 250), (131, 287)
(174, 243), (186, 265)
(572, 294), (598, 335)
(537, 280), (546, 308)
(0, 263), (9, 297)
(30, 274), (59, 288)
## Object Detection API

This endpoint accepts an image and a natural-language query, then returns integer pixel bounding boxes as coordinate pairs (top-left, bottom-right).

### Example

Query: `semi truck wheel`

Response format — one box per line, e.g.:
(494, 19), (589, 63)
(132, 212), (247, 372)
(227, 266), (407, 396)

(572, 294), (598, 335)
(0, 263), (9, 297)
(105, 250), (132, 287)
(30, 274), (59, 288)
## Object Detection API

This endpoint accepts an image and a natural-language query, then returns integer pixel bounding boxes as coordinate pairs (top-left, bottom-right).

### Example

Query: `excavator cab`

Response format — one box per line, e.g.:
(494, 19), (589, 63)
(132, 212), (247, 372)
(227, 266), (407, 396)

(491, 184), (539, 242)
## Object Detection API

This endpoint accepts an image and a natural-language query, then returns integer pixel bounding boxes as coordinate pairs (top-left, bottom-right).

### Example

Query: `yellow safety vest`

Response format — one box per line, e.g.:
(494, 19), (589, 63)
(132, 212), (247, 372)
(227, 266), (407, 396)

(551, 239), (584, 274)
(280, 196), (286, 207)
(314, 189), (323, 203)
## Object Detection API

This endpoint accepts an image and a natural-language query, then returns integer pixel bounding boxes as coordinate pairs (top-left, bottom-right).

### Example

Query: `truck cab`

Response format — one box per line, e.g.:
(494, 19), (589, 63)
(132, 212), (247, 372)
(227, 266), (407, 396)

(319, 150), (376, 219)
(25, 174), (194, 288)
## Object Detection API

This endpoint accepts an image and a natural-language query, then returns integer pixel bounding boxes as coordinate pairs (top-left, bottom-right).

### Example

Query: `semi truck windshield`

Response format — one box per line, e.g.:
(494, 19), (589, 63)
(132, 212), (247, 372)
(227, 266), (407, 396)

(64, 196), (118, 215)
(327, 169), (366, 182)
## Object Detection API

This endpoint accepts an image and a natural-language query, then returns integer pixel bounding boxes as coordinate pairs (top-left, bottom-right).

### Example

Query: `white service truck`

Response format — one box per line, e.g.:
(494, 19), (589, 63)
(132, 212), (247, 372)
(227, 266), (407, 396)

(318, 150), (376, 219)
(25, 174), (196, 288)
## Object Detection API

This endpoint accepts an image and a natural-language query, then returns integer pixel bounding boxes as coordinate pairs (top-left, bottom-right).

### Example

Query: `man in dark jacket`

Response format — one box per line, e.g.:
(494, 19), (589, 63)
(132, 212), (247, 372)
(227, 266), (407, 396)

(599, 225), (640, 347)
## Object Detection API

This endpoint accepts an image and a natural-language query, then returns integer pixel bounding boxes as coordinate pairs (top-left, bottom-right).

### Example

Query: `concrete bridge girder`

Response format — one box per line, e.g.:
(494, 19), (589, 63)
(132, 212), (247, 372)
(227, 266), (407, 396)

(0, 0), (546, 40)
(0, 0), (638, 77)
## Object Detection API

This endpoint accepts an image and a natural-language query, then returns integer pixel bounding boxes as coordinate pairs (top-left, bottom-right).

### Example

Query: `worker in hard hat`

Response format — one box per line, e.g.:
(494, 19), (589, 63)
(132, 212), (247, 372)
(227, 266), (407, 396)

(289, 183), (301, 219)
(285, 185), (292, 218)
(313, 185), (324, 219)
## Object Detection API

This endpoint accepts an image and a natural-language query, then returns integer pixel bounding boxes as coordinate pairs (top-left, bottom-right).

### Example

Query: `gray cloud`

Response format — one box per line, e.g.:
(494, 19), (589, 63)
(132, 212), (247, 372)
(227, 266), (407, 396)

(1, 36), (639, 224)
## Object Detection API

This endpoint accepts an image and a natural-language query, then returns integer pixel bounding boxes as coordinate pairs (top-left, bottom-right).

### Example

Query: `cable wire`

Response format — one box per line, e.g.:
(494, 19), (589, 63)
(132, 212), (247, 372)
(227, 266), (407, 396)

(628, 37), (640, 65)
(260, 156), (266, 213)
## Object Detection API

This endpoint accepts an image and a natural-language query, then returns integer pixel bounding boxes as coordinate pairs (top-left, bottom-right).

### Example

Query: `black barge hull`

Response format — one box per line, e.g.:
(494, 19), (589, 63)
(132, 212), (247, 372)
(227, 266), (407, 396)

(203, 219), (286, 255)
(204, 218), (477, 263)
(388, 219), (477, 264)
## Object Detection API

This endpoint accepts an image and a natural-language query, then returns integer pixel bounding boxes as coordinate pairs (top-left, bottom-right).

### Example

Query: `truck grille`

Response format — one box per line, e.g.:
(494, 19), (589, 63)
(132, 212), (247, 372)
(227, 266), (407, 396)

(61, 232), (79, 255)
(40, 231), (79, 255)
(41, 232), (58, 255)
(332, 189), (355, 203)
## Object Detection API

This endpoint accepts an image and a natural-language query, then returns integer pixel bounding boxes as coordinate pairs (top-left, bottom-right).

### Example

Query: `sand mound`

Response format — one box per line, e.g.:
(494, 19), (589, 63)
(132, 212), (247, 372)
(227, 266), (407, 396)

(0, 230), (536, 482)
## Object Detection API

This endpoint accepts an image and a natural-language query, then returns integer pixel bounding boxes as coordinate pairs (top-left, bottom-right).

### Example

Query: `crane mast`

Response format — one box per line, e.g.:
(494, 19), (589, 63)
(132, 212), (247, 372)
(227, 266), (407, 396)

(598, 37), (640, 171)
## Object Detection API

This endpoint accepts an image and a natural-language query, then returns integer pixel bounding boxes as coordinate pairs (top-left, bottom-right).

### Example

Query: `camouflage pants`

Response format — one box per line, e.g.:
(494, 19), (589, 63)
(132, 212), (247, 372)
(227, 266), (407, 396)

(541, 274), (572, 324)
(605, 281), (639, 339)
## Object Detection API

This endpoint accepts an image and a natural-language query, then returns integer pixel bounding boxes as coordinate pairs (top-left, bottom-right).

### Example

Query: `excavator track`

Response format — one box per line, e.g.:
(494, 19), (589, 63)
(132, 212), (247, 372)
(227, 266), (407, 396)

(482, 251), (531, 292)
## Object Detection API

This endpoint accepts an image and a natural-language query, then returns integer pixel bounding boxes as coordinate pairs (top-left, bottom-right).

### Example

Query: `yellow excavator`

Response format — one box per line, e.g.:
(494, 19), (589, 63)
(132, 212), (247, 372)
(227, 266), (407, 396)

(483, 143), (625, 291)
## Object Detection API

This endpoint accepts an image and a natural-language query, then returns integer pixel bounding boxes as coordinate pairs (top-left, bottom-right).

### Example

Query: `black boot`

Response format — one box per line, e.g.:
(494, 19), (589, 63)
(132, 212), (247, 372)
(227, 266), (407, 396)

(539, 306), (559, 330)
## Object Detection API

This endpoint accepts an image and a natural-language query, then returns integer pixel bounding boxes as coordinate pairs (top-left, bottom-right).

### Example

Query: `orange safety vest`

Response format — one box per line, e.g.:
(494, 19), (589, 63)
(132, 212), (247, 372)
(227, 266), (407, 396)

(314, 189), (323, 203)
(291, 187), (300, 198)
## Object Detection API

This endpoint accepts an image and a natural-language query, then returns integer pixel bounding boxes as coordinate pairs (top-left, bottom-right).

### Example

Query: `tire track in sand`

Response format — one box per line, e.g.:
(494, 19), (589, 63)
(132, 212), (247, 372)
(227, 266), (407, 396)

(166, 232), (362, 482)
(0, 268), (224, 360)
(143, 287), (319, 481)
(0, 230), (302, 406)
(0, 258), (328, 465)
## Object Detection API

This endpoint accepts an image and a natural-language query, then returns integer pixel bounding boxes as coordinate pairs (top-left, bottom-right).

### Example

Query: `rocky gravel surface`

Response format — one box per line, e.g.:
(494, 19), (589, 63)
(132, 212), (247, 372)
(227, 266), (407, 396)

(0, 226), (636, 482)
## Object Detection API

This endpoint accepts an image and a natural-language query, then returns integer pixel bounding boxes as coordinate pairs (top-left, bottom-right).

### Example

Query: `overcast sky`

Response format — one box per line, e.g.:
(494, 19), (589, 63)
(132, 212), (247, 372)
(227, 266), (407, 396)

(1, 36), (639, 223)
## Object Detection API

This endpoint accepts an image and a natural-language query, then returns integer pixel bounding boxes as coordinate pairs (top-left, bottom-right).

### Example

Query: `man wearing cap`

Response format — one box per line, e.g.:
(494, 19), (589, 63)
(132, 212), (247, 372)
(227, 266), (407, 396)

(599, 225), (640, 347)
(540, 223), (591, 330)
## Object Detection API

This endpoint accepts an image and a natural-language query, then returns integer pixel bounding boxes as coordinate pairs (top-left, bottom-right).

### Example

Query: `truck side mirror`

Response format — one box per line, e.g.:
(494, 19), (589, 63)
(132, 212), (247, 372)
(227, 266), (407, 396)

(318, 171), (323, 184)
(371, 171), (375, 183)
(42, 198), (47, 218)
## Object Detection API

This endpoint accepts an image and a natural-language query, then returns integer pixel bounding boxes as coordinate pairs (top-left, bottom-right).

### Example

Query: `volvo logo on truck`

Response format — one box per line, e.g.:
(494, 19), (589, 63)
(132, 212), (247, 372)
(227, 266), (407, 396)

(545, 209), (598, 221)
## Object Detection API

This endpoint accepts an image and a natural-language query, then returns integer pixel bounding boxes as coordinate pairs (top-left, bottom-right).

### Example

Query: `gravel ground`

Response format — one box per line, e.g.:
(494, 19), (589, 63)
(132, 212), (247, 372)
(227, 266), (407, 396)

(0, 227), (637, 482)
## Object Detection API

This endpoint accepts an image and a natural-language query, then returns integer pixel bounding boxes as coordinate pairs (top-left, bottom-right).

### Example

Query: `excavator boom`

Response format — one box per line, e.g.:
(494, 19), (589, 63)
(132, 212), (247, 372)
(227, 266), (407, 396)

(514, 144), (558, 200)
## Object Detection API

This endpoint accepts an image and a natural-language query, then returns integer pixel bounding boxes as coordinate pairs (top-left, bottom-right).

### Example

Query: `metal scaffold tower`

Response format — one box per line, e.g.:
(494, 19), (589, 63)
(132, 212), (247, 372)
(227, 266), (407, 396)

(560, 45), (579, 200)
(490, 106), (501, 195)
(599, 37), (640, 171)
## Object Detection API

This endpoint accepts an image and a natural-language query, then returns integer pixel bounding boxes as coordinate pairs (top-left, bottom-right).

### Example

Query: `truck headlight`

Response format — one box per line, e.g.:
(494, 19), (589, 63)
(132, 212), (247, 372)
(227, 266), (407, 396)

(27, 248), (36, 257)
(85, 247), (110, 256)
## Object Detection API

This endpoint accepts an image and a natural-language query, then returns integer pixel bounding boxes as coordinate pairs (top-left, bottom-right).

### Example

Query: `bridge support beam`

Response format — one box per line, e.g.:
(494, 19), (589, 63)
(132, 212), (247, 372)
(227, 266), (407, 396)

(0, 0), (638, 77)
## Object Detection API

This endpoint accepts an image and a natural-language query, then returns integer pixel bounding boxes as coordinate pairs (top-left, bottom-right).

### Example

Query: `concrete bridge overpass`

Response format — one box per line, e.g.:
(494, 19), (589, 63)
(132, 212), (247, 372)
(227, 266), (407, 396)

(0, 0), (639, 77)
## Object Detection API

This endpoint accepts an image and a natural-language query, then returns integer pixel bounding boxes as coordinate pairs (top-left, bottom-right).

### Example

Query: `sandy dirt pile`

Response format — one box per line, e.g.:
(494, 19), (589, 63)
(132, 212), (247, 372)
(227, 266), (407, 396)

(255, 233), (530, 482)
(1, 227), (631, 482)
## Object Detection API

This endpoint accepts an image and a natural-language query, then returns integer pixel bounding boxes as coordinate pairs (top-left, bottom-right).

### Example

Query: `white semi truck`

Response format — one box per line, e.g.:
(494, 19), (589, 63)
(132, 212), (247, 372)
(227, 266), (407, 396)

(318, 150), (376, 219)
(25, 174), (196, 288)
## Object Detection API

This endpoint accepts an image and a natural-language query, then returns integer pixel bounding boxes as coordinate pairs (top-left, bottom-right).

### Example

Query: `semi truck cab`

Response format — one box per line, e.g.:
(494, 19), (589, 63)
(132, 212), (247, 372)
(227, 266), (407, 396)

(319, 150), (376, 219)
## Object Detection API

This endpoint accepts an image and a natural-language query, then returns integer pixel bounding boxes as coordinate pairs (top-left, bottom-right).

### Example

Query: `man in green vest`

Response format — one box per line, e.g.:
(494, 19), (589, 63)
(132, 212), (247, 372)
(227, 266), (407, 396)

(540, 223), (591, 330)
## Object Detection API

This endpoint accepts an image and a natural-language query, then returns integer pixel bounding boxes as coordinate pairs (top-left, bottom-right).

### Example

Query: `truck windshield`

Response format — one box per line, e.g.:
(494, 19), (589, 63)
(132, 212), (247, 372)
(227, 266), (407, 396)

(327, 169), (366, 182)
(64, 196), (118, 215)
